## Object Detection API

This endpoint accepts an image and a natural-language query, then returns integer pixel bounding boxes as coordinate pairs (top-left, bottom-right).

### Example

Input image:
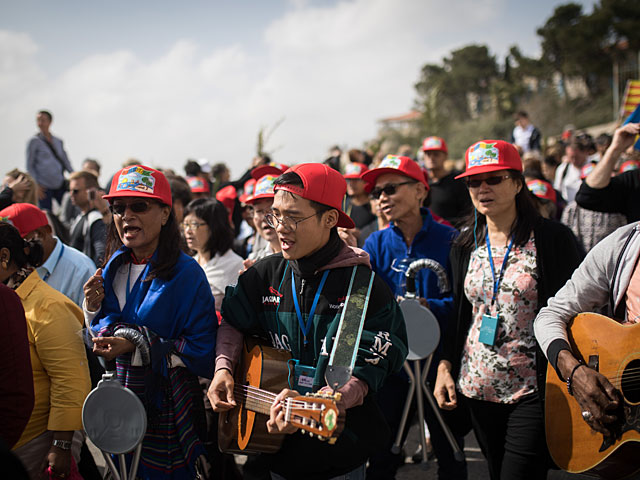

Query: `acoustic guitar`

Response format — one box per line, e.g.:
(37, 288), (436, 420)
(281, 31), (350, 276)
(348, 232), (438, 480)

(545, 312), (640, 479)
(218, 338), (343, 454)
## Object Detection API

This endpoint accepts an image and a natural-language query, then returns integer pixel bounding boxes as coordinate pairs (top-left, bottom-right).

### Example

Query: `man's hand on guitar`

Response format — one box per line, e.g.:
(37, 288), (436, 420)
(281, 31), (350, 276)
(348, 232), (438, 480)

(267, 389), (300, 435)
(208, 369), (236, 412)
(558, 351), (620, 436)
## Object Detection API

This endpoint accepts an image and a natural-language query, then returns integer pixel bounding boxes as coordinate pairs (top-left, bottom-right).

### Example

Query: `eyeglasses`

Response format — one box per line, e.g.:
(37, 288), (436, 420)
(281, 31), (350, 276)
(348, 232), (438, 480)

(264, 211), (324, 232)
(465, 175), (512, 189)
(70, 189), (84, 195)
(182, 221), (207, 231)
(369, 181), (416, 199)
(109, 200), (153, 216)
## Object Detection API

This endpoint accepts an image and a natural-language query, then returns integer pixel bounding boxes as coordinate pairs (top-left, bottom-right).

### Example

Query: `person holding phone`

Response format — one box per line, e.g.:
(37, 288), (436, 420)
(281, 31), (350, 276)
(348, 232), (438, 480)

(68, 171), (107, 265)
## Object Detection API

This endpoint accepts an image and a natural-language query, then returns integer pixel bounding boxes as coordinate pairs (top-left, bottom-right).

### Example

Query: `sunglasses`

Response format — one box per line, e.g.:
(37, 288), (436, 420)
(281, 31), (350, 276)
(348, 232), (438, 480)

(109, 200), (153, 216)
(369, 181), (416, 199)
(466, 175), (512, 189)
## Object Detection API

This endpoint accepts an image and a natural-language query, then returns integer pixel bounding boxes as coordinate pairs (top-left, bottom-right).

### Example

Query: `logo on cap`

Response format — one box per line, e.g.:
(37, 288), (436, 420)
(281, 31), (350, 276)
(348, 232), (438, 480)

(528, 180), (548, 197)
(116, 166), (156, 194)
(345, 163), (363, 176)
(254, 175), (276, 196)
(0, 216), (13, 226)
(424, 137), (443, 149)
(188, 177), (206, 189)
(379, 155), (402, 169)
(468, 142), (499, 167)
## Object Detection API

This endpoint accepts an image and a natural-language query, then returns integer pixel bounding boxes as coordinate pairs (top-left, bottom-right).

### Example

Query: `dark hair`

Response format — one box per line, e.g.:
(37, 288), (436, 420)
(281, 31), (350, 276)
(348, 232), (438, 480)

(455, 170), (540, 250)
(184, 198), (234, 256)
(273, 172), (333, 215)
(82, 158), (101, 174)
(103, 203), (185, 281)
(543, 155), (560, 167)
(515, 110), (528, 119)
(0, 223), (44, 268)
(38, 110), (52, 121)
(167, 175), (192, 208)
(69, 170), (100, 190)
(184, 160), (201, 177)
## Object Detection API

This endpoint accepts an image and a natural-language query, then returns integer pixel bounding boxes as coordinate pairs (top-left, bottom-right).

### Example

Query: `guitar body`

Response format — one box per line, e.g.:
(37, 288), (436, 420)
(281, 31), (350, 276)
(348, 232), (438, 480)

(219, 338), (292, 454)
(545, 313), (640, 478)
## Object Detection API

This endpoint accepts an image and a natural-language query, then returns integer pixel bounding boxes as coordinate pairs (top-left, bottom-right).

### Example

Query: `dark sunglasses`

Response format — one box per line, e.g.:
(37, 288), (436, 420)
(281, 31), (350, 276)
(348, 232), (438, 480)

(109, 200), (152, 216)
(369, 181), (416, 199)
(466, 174), (512, 189)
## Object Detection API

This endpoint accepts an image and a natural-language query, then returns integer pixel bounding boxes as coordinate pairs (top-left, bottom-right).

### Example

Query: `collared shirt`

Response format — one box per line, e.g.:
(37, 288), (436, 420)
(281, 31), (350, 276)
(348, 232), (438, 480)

(26, 133), (73, 189)
(36, 237), (96, 306)
(13, 271), (90, 449)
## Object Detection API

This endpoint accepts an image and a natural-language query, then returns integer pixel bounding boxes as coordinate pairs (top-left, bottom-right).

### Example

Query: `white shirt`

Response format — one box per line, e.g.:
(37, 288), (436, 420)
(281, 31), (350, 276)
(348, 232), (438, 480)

(512, 124), (535, 153)
(554, 162), (582, 203)
(195, 249), (244, 311)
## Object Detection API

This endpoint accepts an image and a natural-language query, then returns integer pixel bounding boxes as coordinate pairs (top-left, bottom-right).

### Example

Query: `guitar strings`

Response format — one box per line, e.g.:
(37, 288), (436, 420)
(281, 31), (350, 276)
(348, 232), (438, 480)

(233, 384), (325, 409)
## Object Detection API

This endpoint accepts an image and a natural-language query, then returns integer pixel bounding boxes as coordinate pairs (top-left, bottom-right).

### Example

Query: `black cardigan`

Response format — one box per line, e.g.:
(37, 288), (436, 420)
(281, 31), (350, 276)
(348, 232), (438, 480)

(442, 217), (583, 397)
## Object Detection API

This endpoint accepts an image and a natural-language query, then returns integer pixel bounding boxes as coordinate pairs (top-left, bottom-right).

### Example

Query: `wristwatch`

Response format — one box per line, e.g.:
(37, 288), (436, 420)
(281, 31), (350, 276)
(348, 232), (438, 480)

(52, 439), (72, 450)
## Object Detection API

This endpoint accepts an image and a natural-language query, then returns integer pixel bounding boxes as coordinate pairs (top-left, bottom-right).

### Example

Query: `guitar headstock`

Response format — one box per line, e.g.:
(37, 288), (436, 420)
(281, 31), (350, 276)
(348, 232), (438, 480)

(285, 392), (343, 442)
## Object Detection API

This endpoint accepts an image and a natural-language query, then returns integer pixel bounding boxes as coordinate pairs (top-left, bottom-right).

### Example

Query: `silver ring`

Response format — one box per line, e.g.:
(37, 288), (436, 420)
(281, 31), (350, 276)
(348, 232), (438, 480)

(581, 410), (593, 421)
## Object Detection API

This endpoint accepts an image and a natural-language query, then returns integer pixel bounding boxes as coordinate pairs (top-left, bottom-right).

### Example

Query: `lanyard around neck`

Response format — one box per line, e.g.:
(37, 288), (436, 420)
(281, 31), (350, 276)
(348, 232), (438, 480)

(42, 243), (65, 282)
(291, 269), (329, 345)
(485, 231), (515, 307)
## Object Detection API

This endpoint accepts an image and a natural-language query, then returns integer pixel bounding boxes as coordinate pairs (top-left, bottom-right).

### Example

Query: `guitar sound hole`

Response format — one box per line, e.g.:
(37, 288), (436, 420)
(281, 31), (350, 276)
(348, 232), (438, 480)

(621, 359), (640, 404)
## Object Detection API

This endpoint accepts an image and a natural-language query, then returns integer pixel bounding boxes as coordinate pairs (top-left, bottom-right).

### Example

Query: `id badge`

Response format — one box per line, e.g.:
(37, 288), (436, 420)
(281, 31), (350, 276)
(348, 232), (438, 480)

(479, 314), (499, 346)
(294, 363), (316, 394)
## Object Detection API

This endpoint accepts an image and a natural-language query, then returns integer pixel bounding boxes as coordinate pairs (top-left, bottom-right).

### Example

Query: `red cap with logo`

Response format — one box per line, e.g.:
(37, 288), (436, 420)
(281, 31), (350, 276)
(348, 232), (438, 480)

(455, 140), (522, 179)
(274, 163), (355, 229)
(246, 175), (277, 204)
(251, 162), (289, 180)
(620, 160), (640, 174)
(103, 165), (173, 207)
(239, 178), (257, 204)
(187, 176), (210, 194)
(362, 155), (429, 191)
(526, 179), (557, 203)
(0, 203), (49, 237)
(580, 162), (597, 180)
(422, 136), (448, 154)
(343, 162), (369, 179)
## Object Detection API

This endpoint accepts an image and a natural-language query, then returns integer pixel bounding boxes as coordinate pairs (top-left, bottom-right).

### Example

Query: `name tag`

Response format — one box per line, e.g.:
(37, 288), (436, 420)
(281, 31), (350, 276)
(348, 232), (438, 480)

(294, 363), (316, 394)
(479, 314), (499, 346)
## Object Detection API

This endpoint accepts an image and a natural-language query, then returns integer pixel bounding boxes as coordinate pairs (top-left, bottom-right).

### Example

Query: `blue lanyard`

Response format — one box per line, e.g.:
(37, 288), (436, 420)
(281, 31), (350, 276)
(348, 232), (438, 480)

(42, 243), (65, 282)
(485, 231), (515, 307)
(291, 269), (329, 345)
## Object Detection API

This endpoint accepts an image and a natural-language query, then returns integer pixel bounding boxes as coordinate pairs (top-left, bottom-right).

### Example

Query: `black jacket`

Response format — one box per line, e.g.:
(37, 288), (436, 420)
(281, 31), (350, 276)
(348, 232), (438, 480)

(575, 169), (640, 222)
(442, 217), (582, 397)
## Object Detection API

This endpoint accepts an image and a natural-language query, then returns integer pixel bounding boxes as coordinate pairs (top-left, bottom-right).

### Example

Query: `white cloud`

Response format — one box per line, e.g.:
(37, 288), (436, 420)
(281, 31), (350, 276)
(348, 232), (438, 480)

(1, 0), (553, 183)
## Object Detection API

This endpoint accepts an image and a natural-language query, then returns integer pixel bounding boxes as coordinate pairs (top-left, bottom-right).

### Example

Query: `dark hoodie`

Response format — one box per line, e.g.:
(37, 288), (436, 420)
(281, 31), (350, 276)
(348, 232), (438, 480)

(221, 229), (408, 479)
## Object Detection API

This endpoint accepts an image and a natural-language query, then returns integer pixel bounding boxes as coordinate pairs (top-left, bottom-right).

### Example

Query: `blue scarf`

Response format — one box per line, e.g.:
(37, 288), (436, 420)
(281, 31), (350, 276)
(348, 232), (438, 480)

(91, 246), (216, 380)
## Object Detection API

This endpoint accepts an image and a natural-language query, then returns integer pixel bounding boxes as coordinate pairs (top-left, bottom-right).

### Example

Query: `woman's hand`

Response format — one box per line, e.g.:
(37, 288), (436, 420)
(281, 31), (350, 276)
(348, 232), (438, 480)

(92, 336), (135, 361)
(208, 369), (236, 412)
(83, 268), (104, 312)
(434, 360), (458, 410)
(44, 447), (71, 479)
(267, 389), (300, 434)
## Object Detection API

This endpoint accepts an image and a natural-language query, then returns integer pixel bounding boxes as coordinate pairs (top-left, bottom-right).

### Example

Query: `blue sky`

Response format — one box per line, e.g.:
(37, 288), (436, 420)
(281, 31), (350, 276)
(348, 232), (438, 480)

(0, 0), (596, 181)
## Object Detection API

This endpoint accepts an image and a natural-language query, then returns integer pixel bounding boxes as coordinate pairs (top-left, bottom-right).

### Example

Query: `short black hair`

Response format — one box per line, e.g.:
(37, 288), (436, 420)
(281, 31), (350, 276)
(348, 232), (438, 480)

(184, 160), (201, 177)
(273, 171), (332, 215)
(184, 198), (234, 256)
(167, 175), (192, 208)
(38, 110), (52, 121)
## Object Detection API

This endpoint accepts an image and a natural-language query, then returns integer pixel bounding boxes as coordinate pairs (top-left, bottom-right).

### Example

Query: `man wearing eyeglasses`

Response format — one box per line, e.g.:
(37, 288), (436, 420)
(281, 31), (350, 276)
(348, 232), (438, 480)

(208, 163), (408, 480)
(68, 171), (107, 266)
(362, 155), (467, 480)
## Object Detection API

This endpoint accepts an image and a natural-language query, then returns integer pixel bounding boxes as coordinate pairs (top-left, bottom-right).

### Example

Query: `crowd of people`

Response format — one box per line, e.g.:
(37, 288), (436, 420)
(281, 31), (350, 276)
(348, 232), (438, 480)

(1, 108), (640, 480)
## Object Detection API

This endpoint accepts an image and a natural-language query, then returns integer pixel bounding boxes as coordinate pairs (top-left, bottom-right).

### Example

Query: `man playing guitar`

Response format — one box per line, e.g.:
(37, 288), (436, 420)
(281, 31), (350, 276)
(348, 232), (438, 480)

(208, 163), (408, 479)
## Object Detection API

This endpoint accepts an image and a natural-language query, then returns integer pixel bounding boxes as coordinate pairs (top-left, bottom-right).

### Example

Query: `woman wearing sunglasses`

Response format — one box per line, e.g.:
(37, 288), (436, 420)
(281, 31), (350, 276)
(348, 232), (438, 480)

(82, 165), (216, 479)
(183, 197), (243, 312)
(433, 141), (582, 480)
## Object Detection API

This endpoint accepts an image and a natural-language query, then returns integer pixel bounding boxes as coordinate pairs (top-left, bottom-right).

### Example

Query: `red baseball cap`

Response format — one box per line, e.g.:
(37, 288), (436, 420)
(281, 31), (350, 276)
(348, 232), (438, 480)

(526, 179), (557, 203)
(422, 136), (448, 154)
(620, 160), (640, 174)
(238, 178), (257, 204)
(187, 176), (210, 194)
(103, 165), (172, 207)
(275, 163), (355, 229)
(251, 162), (289, 180)
(580, 162), (597, 180)
(455, 140), (522, 179)
(215, 185), (237, 222)
(0, 203), (49, 237)
(362, 155), (429, 191)
(246, 175), (277, 204)
(343, 162), (369, 179)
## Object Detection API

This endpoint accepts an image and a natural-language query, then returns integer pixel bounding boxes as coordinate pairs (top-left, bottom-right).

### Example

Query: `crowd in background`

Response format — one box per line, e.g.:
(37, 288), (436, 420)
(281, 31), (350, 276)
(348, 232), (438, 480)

(2, 107), (640, 480)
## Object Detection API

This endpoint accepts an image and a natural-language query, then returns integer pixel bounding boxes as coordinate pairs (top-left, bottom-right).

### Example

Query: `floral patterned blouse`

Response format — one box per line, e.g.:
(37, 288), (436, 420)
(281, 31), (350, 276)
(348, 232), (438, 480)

(457, 235), (538, 404)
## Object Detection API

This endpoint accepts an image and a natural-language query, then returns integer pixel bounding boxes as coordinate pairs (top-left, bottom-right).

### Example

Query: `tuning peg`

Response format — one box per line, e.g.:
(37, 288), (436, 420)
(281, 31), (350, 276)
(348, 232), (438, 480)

(309, 432), (314, 438)
(329, 438), (337, 445)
